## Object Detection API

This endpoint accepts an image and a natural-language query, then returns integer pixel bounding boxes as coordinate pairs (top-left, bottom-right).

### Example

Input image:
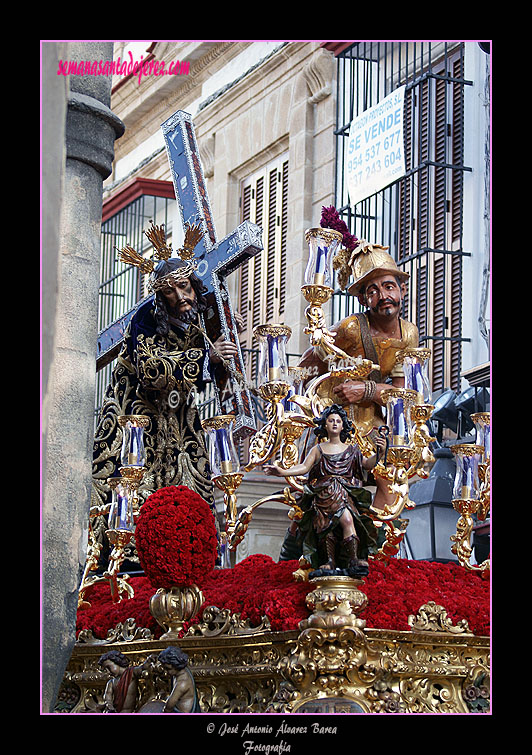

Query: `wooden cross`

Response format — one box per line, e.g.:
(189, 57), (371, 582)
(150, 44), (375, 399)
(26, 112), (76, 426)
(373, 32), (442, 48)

(96, 110), (263, 440)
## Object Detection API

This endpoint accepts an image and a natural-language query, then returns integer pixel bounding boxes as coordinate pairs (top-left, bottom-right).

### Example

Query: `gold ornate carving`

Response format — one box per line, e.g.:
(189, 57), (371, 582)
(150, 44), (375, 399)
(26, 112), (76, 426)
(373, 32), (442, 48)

(301, 284), (353, 363)
(185, 606), (271, 637)
(253, 323), (292, 340)
(212, 472), (244, 543)
(408, 602), (473, 635)
(179, 223), (203, 260)
(61, 604), (489, 714)
(77, 618), (154, 645)
(228, 487), (300, 550)
(116, 244), (155, 274)
(449, 443), (490, 576)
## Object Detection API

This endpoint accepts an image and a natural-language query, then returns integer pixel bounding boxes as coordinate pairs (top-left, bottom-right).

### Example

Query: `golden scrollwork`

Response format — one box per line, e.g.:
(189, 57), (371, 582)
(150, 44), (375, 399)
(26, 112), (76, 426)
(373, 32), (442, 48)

(253, 323), (293, 340)
(228, 487), (300, 550)
(245, 380), (315, 473)
(269, 575), (371, 712)
(407, 602), (473, 635)
(212, 472), (244, 542)
(185, 606), (272, 637)
(450, 500), (490, 576)
(301, 284), (353, 363)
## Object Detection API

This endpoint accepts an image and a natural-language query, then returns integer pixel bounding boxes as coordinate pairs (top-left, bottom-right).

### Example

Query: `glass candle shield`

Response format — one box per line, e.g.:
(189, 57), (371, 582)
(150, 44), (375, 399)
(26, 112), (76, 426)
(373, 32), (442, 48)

(283, 367), (305, 413)
(254, 324), (291, 385)
(402, 351), (432, 404)
(384, 392), (412, 447)
(118, 416), (147, 467)
(203, 415), (240, 476)
(108, 478), (134, 532)
(304, 227), (343, 287)
(471, 413), (490, 462)
(451, 445), (483, 501)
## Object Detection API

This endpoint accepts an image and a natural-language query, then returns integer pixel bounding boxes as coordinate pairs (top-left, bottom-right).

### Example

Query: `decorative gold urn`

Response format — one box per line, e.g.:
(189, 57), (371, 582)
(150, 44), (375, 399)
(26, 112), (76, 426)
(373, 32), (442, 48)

(149, 584), (204, 640)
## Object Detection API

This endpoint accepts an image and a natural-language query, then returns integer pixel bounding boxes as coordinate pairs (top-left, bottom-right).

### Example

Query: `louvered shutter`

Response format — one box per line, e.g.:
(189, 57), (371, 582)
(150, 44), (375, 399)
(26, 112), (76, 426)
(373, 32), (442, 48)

(238, 154), (289, 385)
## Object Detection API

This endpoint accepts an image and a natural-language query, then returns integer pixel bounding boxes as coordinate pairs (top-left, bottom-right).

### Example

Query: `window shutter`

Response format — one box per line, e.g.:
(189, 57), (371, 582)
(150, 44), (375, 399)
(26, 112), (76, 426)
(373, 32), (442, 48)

(266, 167), (277, 322)
(279, 160), (288, 315)
(417, 79), (430, 252)
(238, 154), (289, 376)
(451, 55), (465, 244)
(240, 185), (252, 332)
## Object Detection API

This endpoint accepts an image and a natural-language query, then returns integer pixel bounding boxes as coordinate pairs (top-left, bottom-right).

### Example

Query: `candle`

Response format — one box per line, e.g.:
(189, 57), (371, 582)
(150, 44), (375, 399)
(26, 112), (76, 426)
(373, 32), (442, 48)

(404, 360), (425, 404)
(119, 416), (147, 468)
(402, 351), (431, 404)
(117, 490), (129, 529)
(267, 335), (280, 382)
(451, 444), (483, 502)
(313, 243), (328, 285)
(215, 427), (233, 474)
(391, 398), (408, 446)
(305, 228), (342, 287)
(476, 424), (490, 461)
(483, 426), (490, 460)
(410, 362), (423, 393)
(460, 485), (472, 499)
(109, 484), (132, 531)
(128, 426), (143, 465)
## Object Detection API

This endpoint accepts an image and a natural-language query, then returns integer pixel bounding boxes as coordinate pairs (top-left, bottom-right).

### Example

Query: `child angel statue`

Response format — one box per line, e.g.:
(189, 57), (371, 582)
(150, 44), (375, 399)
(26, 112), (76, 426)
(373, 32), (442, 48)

(264, 404), (386, 577)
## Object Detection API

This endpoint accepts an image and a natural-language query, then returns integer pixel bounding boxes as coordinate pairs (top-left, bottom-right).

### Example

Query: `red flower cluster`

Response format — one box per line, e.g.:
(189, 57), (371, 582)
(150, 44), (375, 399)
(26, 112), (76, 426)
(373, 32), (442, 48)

(320, 205), (358, 252)
(359, 558), (490, 636)
(77, 578), (160, 639)
(76, 554), (490, 641)
(200, 554), (311, 631)
(134, 485), (218, 589)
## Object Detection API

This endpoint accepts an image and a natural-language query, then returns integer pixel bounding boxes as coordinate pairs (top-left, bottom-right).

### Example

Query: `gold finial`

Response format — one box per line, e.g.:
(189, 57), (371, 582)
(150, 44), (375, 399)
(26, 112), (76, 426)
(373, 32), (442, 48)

(179, 222), (203, 260)
(116, 245), (155, 274)
(144, 221), (173, 261)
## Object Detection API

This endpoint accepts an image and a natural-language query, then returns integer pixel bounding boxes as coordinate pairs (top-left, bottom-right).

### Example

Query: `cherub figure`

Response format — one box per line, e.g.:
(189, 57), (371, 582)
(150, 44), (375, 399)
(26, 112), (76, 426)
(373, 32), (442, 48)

(157, 646), (200, 713)
(98, 650), (154, 713)
(264, 404), (386, 577)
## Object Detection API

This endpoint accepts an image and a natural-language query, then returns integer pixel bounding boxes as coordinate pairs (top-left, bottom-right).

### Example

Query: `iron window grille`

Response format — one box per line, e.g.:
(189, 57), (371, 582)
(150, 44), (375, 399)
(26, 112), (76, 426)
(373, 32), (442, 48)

(332, 41), (472, 393)
(96, 189), (175, 419)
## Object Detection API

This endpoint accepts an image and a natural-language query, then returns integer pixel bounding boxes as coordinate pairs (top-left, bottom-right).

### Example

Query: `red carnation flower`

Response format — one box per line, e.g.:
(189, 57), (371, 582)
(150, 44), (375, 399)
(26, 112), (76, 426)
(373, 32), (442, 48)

(76, 555), (490, 640)
(134, 485), (218, 589)
(320, 205), (358, 252)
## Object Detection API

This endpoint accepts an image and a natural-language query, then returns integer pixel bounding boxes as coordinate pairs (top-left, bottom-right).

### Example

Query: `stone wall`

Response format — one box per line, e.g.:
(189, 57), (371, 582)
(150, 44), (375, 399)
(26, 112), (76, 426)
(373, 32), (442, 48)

(41, 41), (124, 712)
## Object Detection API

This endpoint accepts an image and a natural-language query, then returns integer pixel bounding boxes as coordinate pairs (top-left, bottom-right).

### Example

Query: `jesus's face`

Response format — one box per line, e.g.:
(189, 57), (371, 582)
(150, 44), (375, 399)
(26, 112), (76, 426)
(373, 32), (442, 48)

(159, 277), (197, 318)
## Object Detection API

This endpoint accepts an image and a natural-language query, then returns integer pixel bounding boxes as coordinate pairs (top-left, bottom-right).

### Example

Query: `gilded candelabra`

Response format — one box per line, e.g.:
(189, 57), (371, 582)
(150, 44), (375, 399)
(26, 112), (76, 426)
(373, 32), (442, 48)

(78, 416), (148, 606)
(201, 414), (243, 549)
(204, 328), (314, 550)
(450, 413), (490, 575)
(371, 382), (435, 521)
(204, 229), (438, 562)
(301, 227), (353, 365)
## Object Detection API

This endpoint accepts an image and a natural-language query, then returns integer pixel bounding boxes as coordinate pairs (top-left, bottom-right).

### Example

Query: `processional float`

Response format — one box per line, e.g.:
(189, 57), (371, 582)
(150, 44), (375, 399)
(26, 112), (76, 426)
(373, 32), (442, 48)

(72, 107), (489, 714)
(80, 109), (490, 608)
(202, 224), (490, 575)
